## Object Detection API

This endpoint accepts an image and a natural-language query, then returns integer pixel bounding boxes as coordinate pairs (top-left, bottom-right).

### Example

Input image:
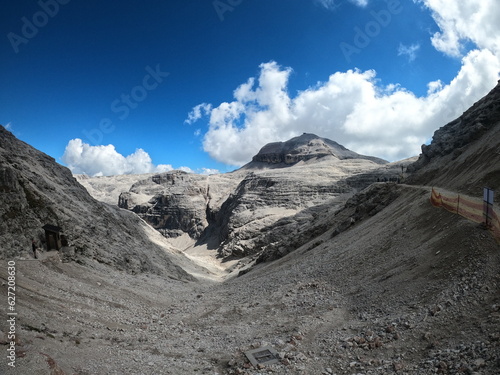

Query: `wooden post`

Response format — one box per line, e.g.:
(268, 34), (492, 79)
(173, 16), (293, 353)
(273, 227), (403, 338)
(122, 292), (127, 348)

(484, 187), (494, 228)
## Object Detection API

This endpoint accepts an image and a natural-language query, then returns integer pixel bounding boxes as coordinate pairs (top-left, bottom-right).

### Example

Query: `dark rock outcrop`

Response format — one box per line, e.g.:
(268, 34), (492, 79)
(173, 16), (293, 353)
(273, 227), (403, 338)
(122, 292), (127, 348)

(0, 126), (194, 280)
(408, 81), (500, 199)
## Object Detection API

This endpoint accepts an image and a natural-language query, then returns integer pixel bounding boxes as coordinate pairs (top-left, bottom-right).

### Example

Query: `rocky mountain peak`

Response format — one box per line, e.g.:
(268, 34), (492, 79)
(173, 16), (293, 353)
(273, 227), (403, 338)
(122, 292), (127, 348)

(245, 133), (387, 168)
(408, 80), (500, 195)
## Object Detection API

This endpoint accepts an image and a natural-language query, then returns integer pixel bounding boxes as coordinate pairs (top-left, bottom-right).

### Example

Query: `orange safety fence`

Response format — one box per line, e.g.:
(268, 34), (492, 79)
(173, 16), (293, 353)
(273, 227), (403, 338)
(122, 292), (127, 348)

(431, 187), (500, 243)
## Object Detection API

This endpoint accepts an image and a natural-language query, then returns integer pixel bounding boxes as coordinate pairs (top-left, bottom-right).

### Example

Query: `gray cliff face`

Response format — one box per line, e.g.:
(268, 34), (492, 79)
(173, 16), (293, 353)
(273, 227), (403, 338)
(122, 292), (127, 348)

(131, 171), (208, 238)
(0, 126), (193, 280)
(254, 182), (403, 264)
(412, 82), (500, 168)
(118, 170), (242, 239)
(206, 158), (412, 258)
(408, 81), (500, 197)
(109, 134), (407, 259)
(207, 168), (352, 257)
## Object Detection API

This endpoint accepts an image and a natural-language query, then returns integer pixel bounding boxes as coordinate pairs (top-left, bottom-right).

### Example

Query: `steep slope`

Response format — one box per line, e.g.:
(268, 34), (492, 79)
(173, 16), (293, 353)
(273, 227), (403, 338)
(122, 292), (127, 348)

(6, 185), (498, 374)
(0, 126), (193, 279)
(223, 183), (500, 374)
(408, 81), (500, 200)
(219, 83), (500, 373)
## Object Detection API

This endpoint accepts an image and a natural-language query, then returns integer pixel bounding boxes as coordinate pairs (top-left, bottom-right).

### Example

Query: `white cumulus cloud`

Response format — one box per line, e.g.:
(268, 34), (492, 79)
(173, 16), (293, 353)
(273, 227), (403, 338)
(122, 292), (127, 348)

(419, 0), (500, 57)
(187, 0), (500, 166)
(398, 43), (421, 62)
(185, 103), (212, 125)
(62, 139), (175, 176)
(190, 52), (498, 165)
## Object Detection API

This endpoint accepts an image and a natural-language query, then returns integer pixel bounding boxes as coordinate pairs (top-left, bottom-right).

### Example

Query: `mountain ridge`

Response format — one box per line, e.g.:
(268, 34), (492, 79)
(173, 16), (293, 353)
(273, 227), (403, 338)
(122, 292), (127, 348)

(1, 80), (500, 373)
(102, 134), (405, 259)
(408, 80), (500, 200)
(243, 132), (387, 169)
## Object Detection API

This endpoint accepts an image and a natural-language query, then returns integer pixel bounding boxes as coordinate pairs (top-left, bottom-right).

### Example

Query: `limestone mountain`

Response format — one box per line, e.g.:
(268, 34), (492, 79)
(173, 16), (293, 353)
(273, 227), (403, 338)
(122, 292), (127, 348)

(2, 84), (500, 374)
(117, 170), (242, 240)
(0, 126), (193, 280)
(252, 82), (500, 268)
(78, 134), (409, 260)
(244, 132), (387, 168)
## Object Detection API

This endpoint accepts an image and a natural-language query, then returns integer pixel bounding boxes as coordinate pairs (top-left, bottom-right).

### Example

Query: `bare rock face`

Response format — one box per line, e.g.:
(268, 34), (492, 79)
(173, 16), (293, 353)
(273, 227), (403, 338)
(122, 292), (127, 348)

(408, 81), (500, 197)
(0, 126), (193, 280)
(125, 171), (209, 238)
(118, 170), (242, 239)
(412, 83), (500, 166)
(106, 134), (411, 260)
(255, 182), (403, 264)
(208, 157), (416, 258)
(207, 165), (353, 257)
(247, 133), (387, 167)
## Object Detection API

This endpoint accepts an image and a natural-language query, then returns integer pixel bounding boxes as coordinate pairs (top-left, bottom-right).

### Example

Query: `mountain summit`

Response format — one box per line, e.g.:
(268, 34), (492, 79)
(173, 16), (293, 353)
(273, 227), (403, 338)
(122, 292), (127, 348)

(244, 133), (387, 169)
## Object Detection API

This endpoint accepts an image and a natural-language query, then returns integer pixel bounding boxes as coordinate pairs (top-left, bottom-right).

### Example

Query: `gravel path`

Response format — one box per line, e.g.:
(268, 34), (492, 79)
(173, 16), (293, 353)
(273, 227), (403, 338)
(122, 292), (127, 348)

(1, 185), (499, 374)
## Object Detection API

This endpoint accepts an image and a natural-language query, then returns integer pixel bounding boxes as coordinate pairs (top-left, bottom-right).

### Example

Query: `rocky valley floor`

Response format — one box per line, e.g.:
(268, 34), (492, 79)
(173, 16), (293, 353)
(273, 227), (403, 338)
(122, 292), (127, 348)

(1, 184), (499, 375)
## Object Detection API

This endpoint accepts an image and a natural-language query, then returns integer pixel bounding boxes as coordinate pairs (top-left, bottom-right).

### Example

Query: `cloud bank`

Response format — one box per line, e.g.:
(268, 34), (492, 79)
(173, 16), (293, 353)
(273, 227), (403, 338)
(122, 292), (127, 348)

(62, 139), (173, 176)
(187, 0), (500, 166)
(62, 139), (221, 176)
(314, 0), (368, 10)
(424, 0), (500, 57)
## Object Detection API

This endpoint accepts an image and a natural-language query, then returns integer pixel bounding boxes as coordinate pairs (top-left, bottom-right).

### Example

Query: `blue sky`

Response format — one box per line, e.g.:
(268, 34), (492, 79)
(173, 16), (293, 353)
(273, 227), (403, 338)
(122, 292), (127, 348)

(1, 0), (499, 175)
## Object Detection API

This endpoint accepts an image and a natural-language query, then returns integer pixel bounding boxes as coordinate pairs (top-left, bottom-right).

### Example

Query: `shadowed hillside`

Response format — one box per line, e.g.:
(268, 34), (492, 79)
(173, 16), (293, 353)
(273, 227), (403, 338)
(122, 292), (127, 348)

(0, 126), (193, 279)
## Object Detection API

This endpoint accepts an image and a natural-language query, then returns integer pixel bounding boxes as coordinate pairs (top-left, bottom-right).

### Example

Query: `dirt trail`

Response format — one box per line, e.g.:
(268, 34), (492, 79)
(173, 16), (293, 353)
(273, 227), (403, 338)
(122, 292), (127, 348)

(1, 183), (499, 374)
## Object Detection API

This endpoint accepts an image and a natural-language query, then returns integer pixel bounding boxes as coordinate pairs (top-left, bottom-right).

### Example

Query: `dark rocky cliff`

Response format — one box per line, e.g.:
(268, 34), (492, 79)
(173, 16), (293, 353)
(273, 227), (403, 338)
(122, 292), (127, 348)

(0, 126), (193, 279)
(408, 81), (500, 198)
